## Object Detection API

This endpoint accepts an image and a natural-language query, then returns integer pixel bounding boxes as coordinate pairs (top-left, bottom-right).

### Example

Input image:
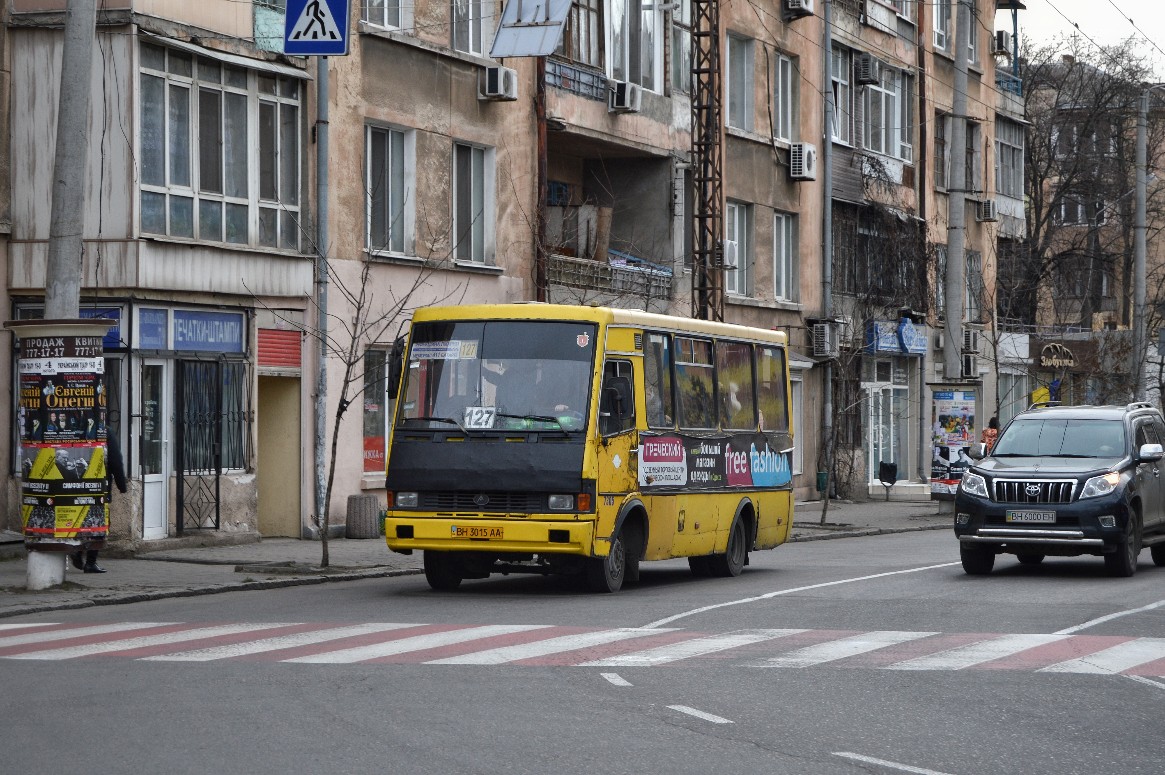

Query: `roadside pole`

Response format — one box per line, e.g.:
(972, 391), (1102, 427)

(3, 0), (104, 589)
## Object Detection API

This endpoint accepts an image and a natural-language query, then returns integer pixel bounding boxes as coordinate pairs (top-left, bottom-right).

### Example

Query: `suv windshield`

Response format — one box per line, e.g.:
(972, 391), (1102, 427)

(398, 320), (596, 431)
(992, 418), (1126, 458)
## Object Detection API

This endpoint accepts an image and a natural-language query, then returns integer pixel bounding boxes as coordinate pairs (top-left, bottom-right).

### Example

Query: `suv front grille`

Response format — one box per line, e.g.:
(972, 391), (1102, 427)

(992, 479), (1077, 504)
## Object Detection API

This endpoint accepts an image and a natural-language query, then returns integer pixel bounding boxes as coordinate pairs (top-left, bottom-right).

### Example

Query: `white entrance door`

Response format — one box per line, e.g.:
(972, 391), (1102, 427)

(140, 360), (169, 540)
(867, 384), (909, 485)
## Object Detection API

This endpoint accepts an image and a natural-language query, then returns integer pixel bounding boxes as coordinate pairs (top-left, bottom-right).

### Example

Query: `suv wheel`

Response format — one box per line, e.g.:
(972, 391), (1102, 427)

(1104, 512), (1142, 578)
(1152, 543), (1165, 567)
(960, 543), (995, 575)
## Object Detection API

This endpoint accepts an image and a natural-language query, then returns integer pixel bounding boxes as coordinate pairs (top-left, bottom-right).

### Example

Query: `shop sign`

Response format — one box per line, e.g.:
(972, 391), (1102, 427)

(1039, 342), (1076, 369)
(173, 310), (245, 353)
(865, 319), (927, 356)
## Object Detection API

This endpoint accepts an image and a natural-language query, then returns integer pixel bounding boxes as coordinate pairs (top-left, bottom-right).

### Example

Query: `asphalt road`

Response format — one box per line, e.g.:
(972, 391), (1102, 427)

(3, 530), (1163, 775)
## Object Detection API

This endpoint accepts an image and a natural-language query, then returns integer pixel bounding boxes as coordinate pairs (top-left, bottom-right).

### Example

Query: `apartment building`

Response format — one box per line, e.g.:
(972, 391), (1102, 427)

(2, 0), (1032, 548)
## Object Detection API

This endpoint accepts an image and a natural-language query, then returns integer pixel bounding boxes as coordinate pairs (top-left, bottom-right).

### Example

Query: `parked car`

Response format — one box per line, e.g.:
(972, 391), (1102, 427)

(954, 401), (1165, 576)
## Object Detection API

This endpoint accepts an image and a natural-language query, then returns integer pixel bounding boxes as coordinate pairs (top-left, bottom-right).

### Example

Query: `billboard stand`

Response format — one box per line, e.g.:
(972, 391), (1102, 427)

(5, 319), (114, 589)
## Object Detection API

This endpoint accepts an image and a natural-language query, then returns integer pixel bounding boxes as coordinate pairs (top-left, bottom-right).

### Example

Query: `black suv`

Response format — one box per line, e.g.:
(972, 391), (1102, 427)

(954, 401), (1165, 576)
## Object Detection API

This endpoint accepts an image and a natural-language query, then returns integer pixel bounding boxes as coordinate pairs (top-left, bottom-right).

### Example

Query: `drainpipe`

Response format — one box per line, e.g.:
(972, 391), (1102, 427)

(315, 57), (329, 538)
(822, 0), (835, 498)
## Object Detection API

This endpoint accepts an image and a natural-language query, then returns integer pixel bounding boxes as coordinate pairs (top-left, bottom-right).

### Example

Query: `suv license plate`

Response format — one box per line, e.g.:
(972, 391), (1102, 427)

(1005, 510), (1056, 524)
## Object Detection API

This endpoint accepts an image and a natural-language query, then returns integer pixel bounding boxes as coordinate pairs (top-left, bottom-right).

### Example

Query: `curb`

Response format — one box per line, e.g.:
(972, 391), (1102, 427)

(0, 522), (950, 618)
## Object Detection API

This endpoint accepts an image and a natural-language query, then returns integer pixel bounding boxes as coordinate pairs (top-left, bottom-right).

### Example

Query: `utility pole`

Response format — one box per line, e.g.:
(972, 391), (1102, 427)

(45, 0), (97, 321)
(943, 0), (969, 382)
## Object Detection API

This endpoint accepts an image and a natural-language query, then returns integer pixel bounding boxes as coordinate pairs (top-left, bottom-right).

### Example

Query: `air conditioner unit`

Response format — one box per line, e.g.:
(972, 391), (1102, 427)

(994, 30), (1014, 56)
(480, 66), (518, 101)
(786, 0), (815, 17)
(961, 353), (979, 379)
(722, 239), (739, 269)
(976, 198), (999, 222)
(856, 52), (882, 85)
(812, 322), (840, 358)
(790, 142), (817, 181)
(962, 328), (980, 353)
(608, 80), (643, 113)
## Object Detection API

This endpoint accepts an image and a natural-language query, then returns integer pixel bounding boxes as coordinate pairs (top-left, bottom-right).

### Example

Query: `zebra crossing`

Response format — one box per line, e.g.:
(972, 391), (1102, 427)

(1, 620), (1163, 675)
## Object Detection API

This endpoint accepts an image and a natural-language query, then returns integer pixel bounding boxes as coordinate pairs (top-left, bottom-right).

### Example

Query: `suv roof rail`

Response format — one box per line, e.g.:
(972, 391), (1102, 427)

(1027, 401), (1062, 410)
(1126, 401), (1155, 411)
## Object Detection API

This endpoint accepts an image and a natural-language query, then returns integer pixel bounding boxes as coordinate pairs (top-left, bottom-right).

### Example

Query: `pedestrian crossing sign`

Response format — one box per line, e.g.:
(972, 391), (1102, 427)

(284, 0), (350, 56)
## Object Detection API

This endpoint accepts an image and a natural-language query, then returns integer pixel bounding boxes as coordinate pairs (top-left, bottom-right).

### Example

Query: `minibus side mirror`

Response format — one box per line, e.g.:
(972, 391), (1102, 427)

(386, 337), (405, 400)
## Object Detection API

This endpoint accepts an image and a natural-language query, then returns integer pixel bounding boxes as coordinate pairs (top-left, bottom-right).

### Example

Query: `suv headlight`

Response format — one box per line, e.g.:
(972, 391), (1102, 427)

(1080, 472), (1120, 500)
(960, 472), (989, 498)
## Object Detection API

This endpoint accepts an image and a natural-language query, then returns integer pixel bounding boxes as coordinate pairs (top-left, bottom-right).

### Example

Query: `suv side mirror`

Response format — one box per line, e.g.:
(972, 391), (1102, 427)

(1138, 442), (1164, 462)
(968, 443), (985, 460)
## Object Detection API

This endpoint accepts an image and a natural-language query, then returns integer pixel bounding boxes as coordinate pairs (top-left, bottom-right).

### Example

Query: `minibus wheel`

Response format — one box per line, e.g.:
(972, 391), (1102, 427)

(585, 529), (626, 593)
(708, 517), (747, 577)
(424, 550), (464, 591)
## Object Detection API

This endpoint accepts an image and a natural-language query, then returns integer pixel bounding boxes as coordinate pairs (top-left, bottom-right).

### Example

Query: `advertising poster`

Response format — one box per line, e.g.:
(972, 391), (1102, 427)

(638, 431), (793, 491)
(16, 334), (110, 543)
(930, 389), (976, 496)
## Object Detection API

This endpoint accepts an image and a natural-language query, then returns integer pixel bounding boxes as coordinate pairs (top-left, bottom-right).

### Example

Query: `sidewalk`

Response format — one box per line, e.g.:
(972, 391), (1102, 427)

(0, 498), (952, 618)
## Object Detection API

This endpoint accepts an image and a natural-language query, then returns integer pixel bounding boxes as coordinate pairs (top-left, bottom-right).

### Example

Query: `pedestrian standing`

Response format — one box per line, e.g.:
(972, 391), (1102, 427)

(72, 434), (126, 574)
(981, 416), (1000, 454)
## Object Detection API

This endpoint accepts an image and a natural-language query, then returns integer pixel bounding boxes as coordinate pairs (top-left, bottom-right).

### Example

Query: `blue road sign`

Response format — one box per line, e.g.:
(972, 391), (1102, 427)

(284, 0), (350, 56)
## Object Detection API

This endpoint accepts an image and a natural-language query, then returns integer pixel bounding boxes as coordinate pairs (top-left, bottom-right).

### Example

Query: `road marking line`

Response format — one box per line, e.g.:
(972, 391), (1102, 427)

(644, 563), (960, 628)
(601, 672), (632, 687)
(426, 627), (671, 665)
(762, 630), (938, 668)
(5, 623), (290, 660)
(1126, 675), (1165, 692)
(0, 623), (57, 632)
(141, 623), (420, 661)
(667, 705), (733, 724)
(1039, 637), (1165, 674)
(1054, 599), (1165, 635)
(887, 633), (1070, 671)
(580, 629), (805, 667)
(833, 752), (956, 775)
(284, 625), (551, 664)
(0, 622), (172, 649)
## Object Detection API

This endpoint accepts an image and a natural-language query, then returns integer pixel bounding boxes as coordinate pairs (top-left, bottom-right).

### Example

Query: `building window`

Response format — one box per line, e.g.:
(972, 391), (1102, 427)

(453, 0), (485, 54)
(559, 0), (602, 67)
(963, 0), (980, 64)
(965, 249), (983, 322)
(772, 52), (794, 141)
(725, 200), (752, 296)
(933, 0), (950, 50)
(830, 45), (853, 144)
(998, 371), (1029, 424)
(899, 73), (914, 162)
(140, 43), (301, 250)
(608, 0), (664, 91)
(773, 211), (796, 302)
(670, 0), (691, 94)
(965, 120), (982, 192)
(453, 142), (495, 264)
(790, 374), (803, 475)
(366, 125), (413, 255)
(727, 35), (753, 131)
(934, 113), (948, 189)
(363, 349), (388, 474)
(995, 118), (1024, 199)
(362, 0), (408, 30)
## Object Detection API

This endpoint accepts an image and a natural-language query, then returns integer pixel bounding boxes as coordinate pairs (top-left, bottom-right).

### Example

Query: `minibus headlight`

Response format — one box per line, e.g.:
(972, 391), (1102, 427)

(394, 492), (419, 508)
(548, 494), (575, 510)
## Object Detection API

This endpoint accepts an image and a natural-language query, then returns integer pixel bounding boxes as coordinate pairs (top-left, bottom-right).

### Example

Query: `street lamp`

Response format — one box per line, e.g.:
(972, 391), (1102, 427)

(1133, 84), (1165, 402)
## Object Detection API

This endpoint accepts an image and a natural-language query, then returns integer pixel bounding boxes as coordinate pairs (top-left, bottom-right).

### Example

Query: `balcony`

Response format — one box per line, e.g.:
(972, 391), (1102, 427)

(548, 252), (673, 300)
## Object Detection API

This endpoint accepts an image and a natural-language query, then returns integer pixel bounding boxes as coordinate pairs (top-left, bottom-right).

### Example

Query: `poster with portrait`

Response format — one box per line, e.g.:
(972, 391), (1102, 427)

(16, 333), (110, 543)
(930, 389), (976, 496)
